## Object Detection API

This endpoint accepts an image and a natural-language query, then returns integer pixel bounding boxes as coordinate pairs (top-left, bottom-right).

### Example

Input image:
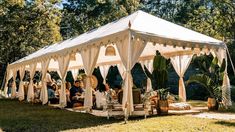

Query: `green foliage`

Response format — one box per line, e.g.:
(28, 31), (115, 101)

(0, 0), (62, 64)
(157, 88), (169, 100)
(152, 51), (170, 89)
(184, 0), (235, 41)
(61, 0), (141, 39)
(187, 56), (226, 102)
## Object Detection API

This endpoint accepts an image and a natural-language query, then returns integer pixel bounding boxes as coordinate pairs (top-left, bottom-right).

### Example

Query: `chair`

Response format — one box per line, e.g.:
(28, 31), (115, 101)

(117, 89), (144, 110)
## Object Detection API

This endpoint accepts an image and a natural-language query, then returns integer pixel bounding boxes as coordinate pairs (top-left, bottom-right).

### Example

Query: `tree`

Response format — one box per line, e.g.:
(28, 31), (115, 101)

(0, 0), (62, 65)
(61, 0), (141, 39)
(184, 0), (235, 41)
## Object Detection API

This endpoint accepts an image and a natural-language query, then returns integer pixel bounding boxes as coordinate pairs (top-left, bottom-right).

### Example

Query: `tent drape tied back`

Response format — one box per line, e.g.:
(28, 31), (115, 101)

(27, 63), (37, 102)
(170, 55), (193, 102)
(81, 46), (100, 109)
(116, 31), (147, 116)
(99, 65), (110, 84)
(140, 62), (152, 92)
(212, 48), (232, 106)
(18, 66), (25, 101)
(39, 59), (50, 105)
(11, 68), (17, 99)
(215, 48), (232, 106)
(4, 67), (13, 97)
(58, 54), (71, 107)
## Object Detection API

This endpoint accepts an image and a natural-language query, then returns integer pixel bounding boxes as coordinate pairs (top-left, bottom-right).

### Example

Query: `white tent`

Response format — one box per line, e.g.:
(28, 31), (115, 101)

(4, 10), (231, 116)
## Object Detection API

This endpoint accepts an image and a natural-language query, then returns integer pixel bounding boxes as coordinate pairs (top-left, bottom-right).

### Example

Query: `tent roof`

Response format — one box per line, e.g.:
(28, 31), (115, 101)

(9, 10), (225, 70)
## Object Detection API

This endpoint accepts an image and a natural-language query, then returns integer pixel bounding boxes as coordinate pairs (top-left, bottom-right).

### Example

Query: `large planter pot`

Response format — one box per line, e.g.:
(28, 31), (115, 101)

(157, 100), (169, 115)
(207, 97), (219, 111)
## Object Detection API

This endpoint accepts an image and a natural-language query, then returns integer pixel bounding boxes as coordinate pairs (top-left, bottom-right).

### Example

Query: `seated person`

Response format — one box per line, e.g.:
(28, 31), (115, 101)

(33, 80), (40, 102)
(65, 82), (72, 108)
(48, 85), (59, 104)
(105, 83), (117, 104)
(94, 84), (106, 109)
(70, 80), (84, 107)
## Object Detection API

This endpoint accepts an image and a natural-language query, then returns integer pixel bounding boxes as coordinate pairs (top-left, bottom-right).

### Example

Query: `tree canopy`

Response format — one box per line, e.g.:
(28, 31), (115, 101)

(0, 0), (62, 64)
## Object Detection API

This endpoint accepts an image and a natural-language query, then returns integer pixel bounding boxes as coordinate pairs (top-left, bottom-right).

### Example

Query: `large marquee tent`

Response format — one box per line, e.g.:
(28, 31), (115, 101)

(3, 10), (232, 116)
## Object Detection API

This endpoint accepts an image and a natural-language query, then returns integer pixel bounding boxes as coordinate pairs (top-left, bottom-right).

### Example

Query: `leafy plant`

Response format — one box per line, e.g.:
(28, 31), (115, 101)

(152, 51), (170, 89)
(187, 56), (225, 103)
(157, 88), (169, 100)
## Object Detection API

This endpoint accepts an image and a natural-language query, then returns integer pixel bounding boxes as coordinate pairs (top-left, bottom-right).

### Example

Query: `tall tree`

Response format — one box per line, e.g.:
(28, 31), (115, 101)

(0, 0), (62, 65)
(61, 0), (140, 39)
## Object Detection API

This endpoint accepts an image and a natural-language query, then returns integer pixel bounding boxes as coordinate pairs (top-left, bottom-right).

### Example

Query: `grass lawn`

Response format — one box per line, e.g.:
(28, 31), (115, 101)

(1, 99), (235, 132)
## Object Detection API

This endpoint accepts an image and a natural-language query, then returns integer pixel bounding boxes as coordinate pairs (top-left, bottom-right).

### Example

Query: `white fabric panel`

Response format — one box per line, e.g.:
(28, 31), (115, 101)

(57, 54), (71, 107)
(71, 69), (79, 80)
(99, 65), (110, 83)
(209, 48), (232, 106)
(117, 64), (125, 79)
(4, 68), (13, 97)
(140, 62), (152, 92)
(132, 11), (222, 45)
(223, 73), (232, 106)
(170, 55), (193, 102)
(39, 59), (50, 105)
(96, 45), (122, 65)
(27, 63), (37, 102)
(18, 66), (25, 101)
(116, 35), (147, 115)
(81, 46), (100, 108)
(9, 11), (224, 72)
(215, 48), (232, 106)
(11, 68), (17, 98)
(215, 48), (226, 66)
(95, 91), (106, 108)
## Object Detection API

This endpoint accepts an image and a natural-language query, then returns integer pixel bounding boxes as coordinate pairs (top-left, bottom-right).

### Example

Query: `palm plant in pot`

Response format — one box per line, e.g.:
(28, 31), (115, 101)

(152, 51), (170, 115)
(156, 88), (169, 115)
(187, 56), (225, 111)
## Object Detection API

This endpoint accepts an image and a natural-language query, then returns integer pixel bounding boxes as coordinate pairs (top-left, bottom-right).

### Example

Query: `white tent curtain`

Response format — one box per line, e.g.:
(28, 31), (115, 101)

(11, 68), (17, 99)
(170, 54), (193, 102)
(99, 65), (110, 84)
(57, 54), (71, 107)
(18, 66), (25, 101)
(117, 63), (125, 79)
(215, 48), (232, 106)
(81, 46), (100, 109)
(27, 63), (37, 102)
(116, 34), (147, 115)
(71, 69), (79, 81)
(145, 60), (153, 73)
(39, 59), (50, 105)
(4, 67), (13, 97)
(140, 62), (152, 92)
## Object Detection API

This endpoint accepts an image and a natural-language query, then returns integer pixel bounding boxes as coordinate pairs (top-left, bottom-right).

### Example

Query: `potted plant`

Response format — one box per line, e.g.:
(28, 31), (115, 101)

(156, 88), (169, 115)
(187, 56), (225, 111)
(151, 51), (171, 114)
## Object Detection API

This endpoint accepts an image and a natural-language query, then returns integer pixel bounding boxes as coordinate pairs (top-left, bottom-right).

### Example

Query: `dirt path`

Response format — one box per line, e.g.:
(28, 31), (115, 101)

(190, 112), (235, 120)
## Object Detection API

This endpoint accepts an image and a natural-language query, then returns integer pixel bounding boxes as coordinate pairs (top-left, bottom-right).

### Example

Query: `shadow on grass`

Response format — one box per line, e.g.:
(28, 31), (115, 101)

(214, 121), (235, 127)
(0, 99), (123, 132)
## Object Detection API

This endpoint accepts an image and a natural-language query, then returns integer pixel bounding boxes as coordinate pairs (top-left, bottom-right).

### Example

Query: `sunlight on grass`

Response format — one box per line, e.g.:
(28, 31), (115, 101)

(1, 99), (235, 132)
(65, 116), (235, 132)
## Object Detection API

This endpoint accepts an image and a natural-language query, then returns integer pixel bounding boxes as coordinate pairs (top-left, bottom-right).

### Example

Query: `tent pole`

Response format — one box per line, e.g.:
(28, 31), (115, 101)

(225, 44), (235, 76)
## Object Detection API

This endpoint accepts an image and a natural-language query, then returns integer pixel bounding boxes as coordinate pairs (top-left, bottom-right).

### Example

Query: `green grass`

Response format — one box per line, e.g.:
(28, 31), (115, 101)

(1, 99), (235, 132)
(0, 99), (119, 132)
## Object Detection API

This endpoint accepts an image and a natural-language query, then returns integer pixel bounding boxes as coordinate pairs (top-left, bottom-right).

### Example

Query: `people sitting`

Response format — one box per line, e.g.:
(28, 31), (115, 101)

(33, 80), (41, 103)
(65, 82), (72, 108)
(70, 80), (84, 107)
(104, 83), (117, 104)
(94, 84), (106, 109)
(48, 85), (59, 104)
